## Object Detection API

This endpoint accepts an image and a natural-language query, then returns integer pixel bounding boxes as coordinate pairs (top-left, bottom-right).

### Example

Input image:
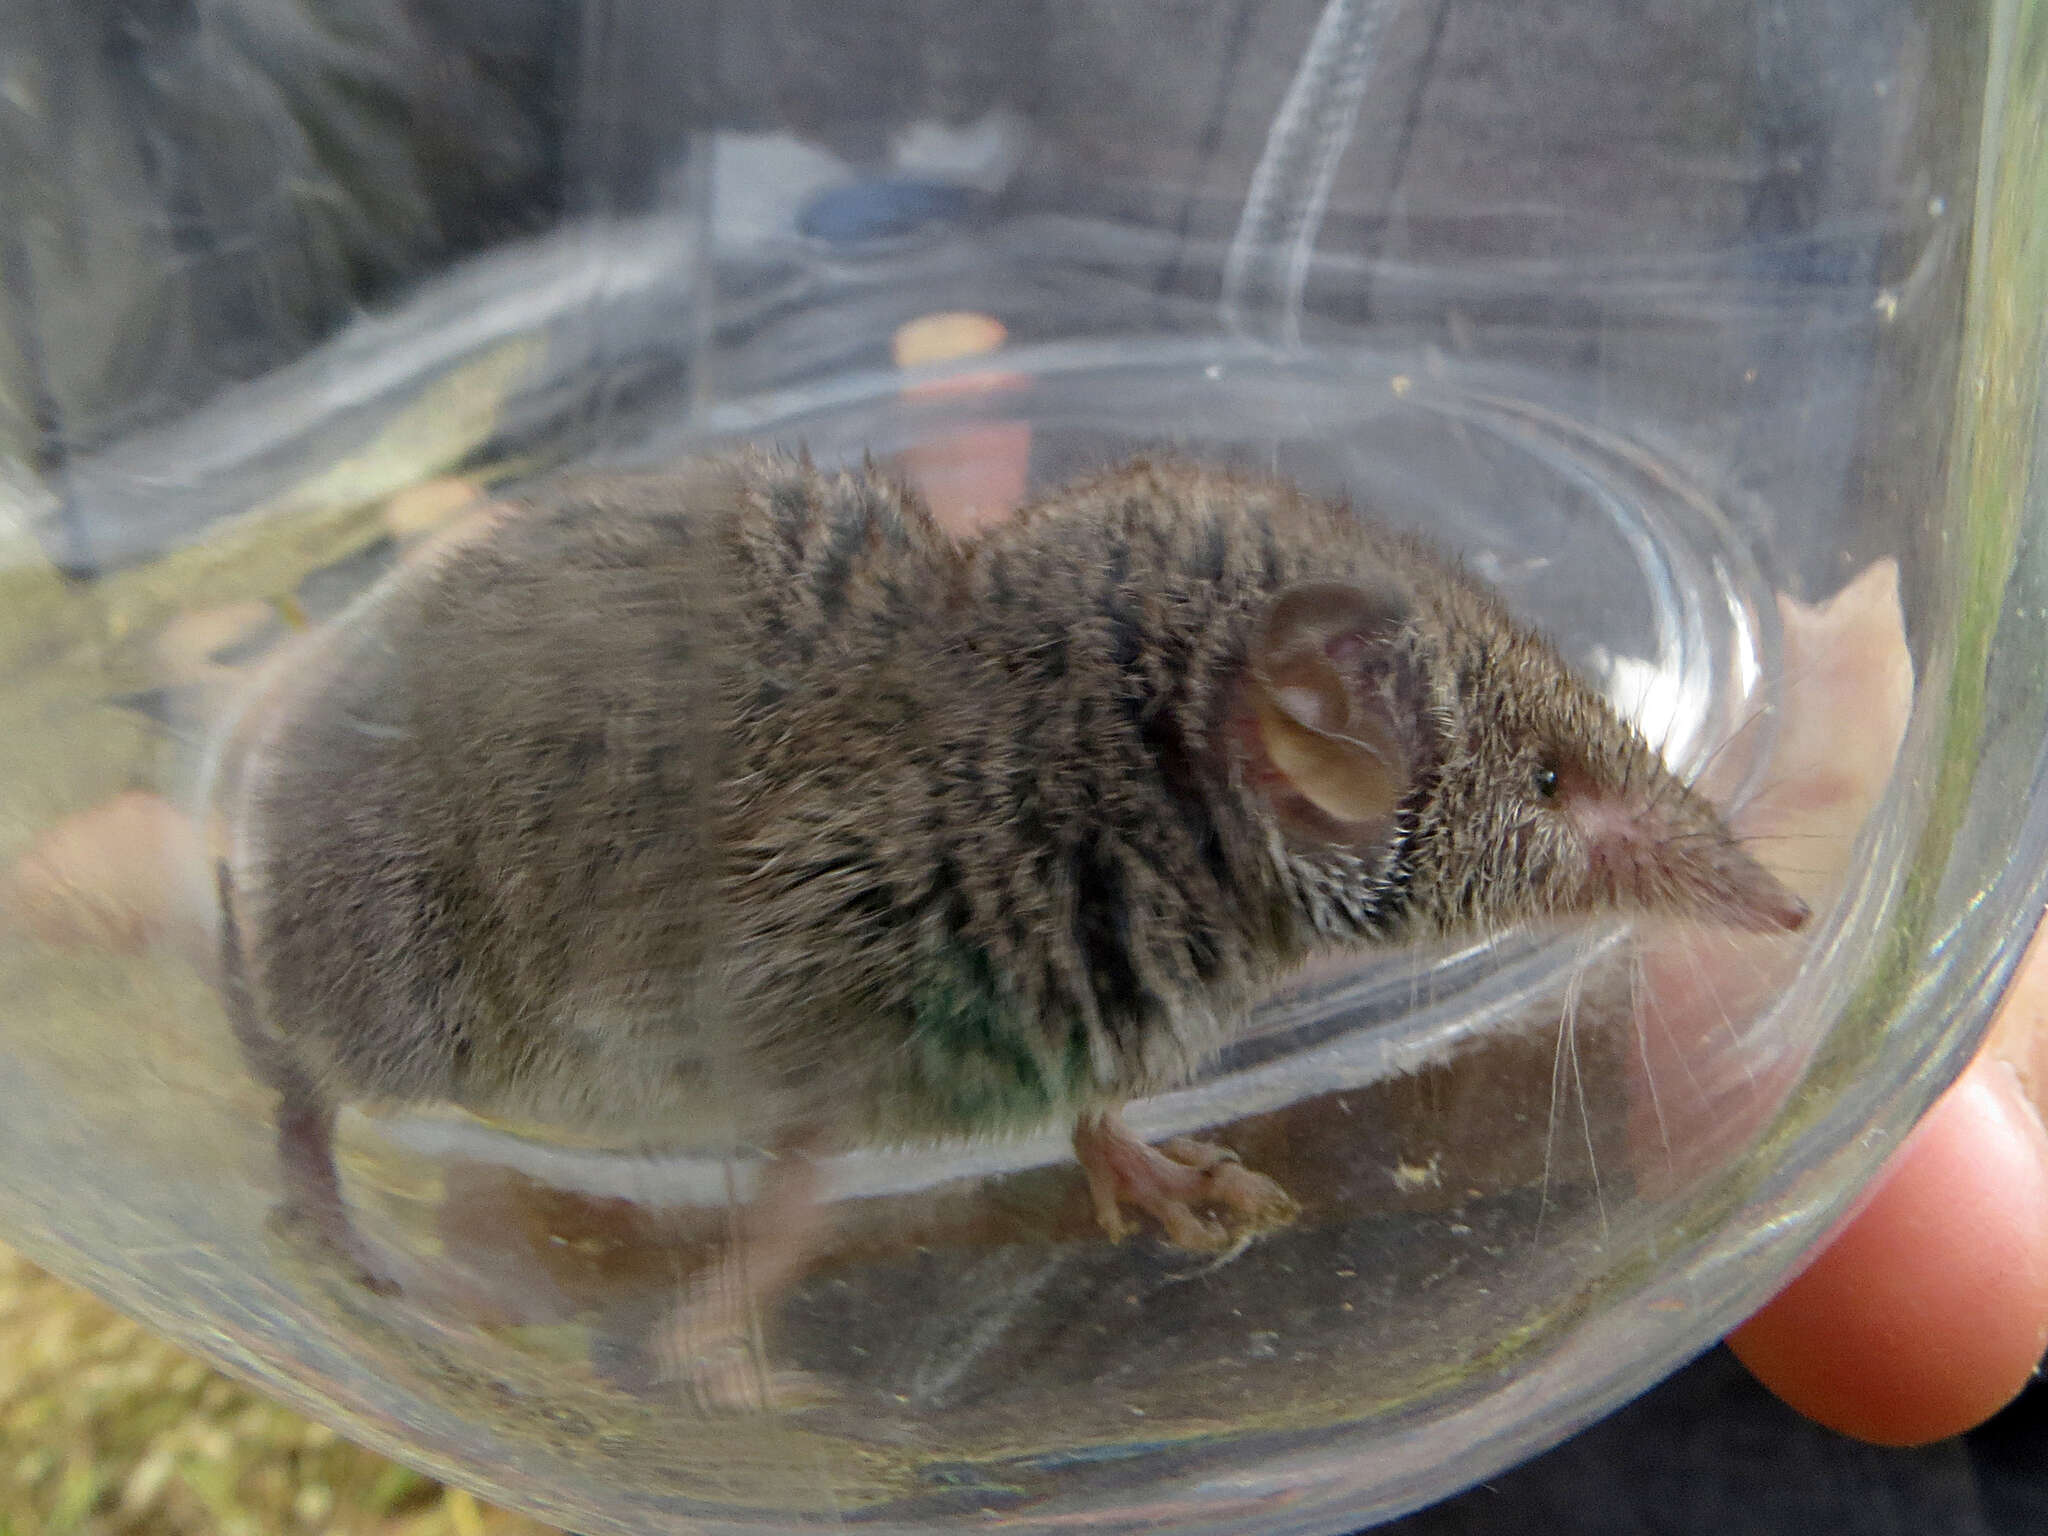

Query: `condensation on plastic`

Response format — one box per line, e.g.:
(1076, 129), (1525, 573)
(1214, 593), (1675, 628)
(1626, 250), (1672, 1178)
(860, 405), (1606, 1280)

(0, 2), (2045, 1533)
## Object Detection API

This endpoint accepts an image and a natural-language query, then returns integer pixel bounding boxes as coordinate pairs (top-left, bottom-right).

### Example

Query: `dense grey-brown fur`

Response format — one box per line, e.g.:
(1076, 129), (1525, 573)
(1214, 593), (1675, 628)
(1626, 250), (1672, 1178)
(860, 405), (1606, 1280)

(223, 452), (1802, 1162)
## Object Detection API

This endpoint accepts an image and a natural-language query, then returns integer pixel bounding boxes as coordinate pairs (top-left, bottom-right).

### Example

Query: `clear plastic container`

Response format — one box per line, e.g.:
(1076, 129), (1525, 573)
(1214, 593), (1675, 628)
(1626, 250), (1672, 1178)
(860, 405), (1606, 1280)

(2, 2), (2045, 1532)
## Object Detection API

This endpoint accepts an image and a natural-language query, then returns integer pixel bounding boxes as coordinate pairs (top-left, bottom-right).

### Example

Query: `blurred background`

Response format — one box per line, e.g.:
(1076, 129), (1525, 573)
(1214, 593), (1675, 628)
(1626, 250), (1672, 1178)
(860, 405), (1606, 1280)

(0, 1241), (548, 1536)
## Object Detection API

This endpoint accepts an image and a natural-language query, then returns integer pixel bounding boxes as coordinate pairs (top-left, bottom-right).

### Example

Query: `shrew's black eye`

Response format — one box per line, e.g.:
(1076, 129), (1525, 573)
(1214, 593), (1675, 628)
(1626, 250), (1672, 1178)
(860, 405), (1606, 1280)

(1532, 762), (1561, 800)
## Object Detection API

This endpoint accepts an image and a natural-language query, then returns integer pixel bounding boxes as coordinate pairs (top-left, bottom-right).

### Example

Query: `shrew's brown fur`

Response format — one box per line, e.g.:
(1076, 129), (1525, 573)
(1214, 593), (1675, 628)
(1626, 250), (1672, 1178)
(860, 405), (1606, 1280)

(224, 452), (1802, 1161)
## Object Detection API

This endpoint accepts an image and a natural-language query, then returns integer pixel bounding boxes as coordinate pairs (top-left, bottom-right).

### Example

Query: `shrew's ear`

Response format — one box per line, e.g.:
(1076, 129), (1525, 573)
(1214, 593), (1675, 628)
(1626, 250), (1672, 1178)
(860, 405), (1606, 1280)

(1248, 579), (1417, 831)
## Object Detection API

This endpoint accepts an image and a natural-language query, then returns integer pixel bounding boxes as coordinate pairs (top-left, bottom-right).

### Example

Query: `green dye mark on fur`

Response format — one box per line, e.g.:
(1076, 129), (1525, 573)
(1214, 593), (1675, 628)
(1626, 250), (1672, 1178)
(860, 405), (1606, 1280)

(906, 940), (1090, 1133)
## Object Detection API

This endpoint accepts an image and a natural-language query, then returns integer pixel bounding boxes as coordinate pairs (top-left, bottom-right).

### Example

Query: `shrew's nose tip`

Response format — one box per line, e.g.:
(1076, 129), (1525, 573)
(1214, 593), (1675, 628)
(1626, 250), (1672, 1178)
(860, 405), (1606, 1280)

(1756, 886), (1812, 933)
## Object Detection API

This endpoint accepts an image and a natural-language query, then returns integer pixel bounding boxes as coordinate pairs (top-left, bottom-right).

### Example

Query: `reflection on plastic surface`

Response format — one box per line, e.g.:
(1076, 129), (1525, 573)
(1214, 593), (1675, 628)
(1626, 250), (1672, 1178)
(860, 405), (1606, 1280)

(0, 350), (1918, 1532)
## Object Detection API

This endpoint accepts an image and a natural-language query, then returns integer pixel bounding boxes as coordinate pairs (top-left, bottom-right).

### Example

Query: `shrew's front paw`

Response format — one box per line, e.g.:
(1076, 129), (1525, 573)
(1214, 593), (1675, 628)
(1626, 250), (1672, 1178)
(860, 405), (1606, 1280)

(1073, 1110), (1301, 1253)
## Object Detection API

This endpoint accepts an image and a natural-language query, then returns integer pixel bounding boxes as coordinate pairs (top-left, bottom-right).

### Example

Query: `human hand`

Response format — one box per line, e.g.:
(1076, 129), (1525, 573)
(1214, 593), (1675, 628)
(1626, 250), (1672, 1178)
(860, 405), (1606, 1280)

(1729, 920), (2048, 1444)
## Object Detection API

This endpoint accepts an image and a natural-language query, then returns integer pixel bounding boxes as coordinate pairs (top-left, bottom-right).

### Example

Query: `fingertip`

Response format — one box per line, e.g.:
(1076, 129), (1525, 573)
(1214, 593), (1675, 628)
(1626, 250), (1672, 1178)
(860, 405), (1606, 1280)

(1729, 1060), (2048, 1445)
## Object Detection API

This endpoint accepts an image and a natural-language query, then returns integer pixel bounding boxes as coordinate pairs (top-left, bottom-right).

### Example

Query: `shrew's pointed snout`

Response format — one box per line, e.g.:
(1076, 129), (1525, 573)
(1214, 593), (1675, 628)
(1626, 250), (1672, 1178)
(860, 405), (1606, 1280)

(1723, 874), (1810, 933)
(1573, 793), (1811, 934)
(1668, 823), (1812, 934)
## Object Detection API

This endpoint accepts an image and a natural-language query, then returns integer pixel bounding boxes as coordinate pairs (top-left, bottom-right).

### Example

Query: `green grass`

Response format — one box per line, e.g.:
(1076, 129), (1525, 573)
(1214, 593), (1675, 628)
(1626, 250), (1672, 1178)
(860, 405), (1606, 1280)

(0, 1242), (555, 1536)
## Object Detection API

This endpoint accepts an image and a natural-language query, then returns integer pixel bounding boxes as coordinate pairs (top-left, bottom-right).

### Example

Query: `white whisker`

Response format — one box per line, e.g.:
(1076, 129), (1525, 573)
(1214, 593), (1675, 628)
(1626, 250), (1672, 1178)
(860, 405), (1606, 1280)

(1629, 946), (1673, 1180)
(1678, 936), (1758, 1096)
(1563, 940), (1607, 1241)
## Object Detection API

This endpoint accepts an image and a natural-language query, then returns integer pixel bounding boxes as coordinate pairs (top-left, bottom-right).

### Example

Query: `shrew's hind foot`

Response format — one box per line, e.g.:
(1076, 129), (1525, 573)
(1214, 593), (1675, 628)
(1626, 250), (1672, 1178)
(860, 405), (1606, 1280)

(648, 1305), (825, 1415)
(643, 1142), (833, 1414)
(1073, 1109), (1300, 1253)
